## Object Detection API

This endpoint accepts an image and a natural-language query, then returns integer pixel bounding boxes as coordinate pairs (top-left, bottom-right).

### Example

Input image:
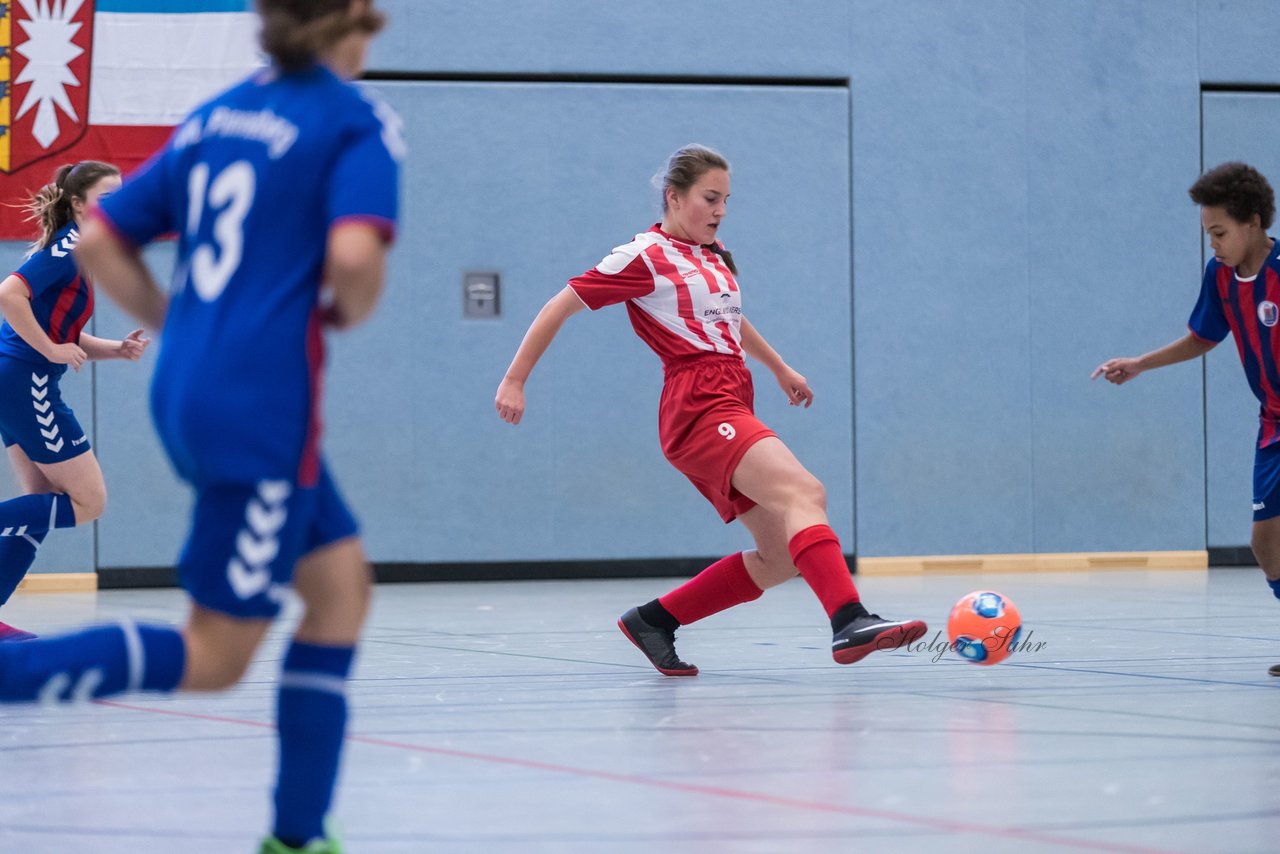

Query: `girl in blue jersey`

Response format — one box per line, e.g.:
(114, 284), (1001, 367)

(0, 161), (149, 640)
(1094, 161), (1280, 677)
(0, 2), (399, 852)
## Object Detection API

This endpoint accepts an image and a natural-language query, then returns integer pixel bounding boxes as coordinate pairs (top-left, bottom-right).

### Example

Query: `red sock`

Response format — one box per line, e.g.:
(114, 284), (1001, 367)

(658, 552), (763, 625)
(788, 525), (860, 618)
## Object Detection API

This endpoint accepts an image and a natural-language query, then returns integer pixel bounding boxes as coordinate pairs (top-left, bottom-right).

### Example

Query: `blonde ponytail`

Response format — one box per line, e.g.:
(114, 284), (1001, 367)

(25, 164), (73, 256)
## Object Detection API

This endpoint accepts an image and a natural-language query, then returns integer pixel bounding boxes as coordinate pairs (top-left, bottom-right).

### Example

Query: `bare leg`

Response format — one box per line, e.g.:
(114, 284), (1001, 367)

(737, 504), (800, 590)
(7, 445), (55, 495)
(291, 537), (372, 645)
(35, 450), (107, 524)
(1252, 516), (1280, 582)
(179, 606), (271, 691)
(730, 437), (828, 537)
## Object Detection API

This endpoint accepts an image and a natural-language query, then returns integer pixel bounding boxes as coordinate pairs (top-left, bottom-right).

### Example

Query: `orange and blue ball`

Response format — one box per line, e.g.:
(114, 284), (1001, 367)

(946, 590), (1022, 666)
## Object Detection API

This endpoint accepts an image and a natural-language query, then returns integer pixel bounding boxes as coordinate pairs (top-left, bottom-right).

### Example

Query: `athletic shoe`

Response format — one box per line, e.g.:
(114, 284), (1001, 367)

(0, 621), (36, 642)
(831, 614), (928, 665)
(617, 607), (698, 676)
(1269, 663), (1280, 677)
(259, 836), (342, 854)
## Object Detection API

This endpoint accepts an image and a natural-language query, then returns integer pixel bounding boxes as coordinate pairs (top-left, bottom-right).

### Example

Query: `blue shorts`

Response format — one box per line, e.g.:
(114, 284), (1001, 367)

(1253, 441), (1280, 522)
(178, 462), (359, 619)
(0, 357), (89, 464)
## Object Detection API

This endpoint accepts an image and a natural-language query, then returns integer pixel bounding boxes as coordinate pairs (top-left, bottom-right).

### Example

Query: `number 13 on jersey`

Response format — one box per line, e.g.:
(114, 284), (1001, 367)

(186, 161), (256, 302)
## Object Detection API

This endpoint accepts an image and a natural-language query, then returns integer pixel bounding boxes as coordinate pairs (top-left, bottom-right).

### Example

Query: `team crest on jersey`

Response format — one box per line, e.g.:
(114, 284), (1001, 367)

(0, 0), (94, 174)
(1260, 301), (1279, 328)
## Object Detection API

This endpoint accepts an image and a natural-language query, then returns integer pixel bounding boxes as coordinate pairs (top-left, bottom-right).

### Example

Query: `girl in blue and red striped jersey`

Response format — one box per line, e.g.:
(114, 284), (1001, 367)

(0, 161), (149, 639)
(497, 144), (927, 676)
(1094, 161), (1280, 676)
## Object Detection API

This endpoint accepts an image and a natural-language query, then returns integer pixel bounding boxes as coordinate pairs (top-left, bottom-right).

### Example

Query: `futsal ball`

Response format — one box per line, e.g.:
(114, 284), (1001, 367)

(946, 590), (1022, 666)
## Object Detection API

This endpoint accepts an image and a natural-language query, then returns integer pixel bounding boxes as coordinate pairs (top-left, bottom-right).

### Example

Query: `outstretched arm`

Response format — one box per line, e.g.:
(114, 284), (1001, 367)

(740, 316), (814, 407)
(496, 286), (587, 425)
(79, 330), (150, 362)
(1091, 333), (1216, 385)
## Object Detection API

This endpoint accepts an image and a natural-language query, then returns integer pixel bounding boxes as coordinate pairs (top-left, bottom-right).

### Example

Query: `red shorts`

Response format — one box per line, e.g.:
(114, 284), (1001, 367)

(659, 354), (776, 523)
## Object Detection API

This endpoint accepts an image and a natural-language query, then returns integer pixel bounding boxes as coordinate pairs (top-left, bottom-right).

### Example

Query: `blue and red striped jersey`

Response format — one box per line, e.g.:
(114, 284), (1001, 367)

(0, 223), (94, 371)
(1189, 241), (1280, 447)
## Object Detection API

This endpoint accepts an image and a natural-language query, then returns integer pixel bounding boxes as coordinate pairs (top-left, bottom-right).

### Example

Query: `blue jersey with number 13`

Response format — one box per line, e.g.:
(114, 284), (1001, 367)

(97, 65), (402, 487)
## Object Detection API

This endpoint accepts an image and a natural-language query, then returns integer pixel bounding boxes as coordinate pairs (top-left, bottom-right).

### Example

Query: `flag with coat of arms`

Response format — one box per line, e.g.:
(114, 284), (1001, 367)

(0, 0), (264, 238)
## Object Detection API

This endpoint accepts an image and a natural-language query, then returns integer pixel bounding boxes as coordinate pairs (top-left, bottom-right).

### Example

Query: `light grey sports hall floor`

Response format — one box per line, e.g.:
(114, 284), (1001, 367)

(0, 569), (1276, 854)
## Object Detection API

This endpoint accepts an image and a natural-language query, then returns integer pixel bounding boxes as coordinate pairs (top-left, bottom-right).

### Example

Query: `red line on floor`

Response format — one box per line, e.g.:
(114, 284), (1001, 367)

(95, 699), (1180, 854)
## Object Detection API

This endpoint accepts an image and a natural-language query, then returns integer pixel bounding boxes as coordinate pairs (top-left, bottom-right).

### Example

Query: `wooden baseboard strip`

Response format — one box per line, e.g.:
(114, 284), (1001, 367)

(16, 573), (97, 593)
(857, 550), (1208, 575)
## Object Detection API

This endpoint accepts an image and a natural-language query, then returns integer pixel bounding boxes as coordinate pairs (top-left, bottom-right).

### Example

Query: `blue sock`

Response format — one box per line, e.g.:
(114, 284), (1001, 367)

(0, 493), (74, 536)
(1269, 578), (1280, 601)
(0, 530), (44, 605)
(0, 621), (185, 702)
(273, 641), (355, 847)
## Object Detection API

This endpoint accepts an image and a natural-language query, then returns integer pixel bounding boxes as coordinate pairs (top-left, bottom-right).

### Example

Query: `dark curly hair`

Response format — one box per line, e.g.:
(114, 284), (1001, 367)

(1189, 162), (1276, 229)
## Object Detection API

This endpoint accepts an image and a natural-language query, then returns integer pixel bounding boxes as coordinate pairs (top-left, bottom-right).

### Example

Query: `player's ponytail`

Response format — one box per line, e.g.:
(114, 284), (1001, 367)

(26, 164), (73, 256)
(257, 0), (385, 72)
(705, 243), (738, 276)
(24, 160), (120, 256)
(654, 144), (739, 275)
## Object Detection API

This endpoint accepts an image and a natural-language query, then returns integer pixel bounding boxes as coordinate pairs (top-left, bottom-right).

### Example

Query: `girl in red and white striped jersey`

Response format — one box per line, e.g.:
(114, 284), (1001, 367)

(496, 144), (926, 675)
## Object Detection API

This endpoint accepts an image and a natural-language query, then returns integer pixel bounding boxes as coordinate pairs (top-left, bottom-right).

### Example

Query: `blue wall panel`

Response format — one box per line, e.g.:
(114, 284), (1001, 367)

(327, 82), (854, 563)
(1198, 0), (1280, 84)
(1026, 0), (1204, 552)
(370, 1), (851, 78)
(20, 84), (852, 577)
(93, 244), (191, 570)
(849, 1), (1034, 556)
(12, 1), (1280, 576)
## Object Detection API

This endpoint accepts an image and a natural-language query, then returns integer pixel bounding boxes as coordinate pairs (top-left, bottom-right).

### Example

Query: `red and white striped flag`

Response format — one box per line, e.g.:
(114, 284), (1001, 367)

(0, 0), (263, 238)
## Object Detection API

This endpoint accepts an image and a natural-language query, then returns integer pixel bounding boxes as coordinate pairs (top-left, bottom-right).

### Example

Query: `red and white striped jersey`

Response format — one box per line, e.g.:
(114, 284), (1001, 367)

(569, 225), (743, 367)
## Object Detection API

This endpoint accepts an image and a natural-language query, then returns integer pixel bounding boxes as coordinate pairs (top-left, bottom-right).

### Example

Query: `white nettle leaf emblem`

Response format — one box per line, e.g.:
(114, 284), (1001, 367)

(14, 0), (85, 149)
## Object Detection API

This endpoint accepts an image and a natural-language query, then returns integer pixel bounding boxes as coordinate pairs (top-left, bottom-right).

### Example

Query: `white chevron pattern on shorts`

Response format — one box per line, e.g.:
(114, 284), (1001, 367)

(30, 375), (62, 452)
(226, 480), (291, 600)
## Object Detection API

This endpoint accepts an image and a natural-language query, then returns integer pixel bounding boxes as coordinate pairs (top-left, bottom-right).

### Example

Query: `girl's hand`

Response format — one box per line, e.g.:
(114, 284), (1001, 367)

(496, 377), (526, 424)
(776, 365), (814, 408)
(1091, 357), (1142, 385)
(47, 342), (87, 371)
(118, 329), (150, 361)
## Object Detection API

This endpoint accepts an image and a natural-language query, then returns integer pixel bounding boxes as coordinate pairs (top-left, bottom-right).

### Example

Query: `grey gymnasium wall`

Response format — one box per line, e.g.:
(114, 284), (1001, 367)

(4, 0), (1279, 578)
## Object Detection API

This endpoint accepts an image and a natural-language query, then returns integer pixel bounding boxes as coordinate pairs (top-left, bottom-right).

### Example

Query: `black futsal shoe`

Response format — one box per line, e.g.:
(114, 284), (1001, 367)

(617, 607), (698, 676)
(831, 614), (928, 665)
(1269, 663), (1280, 677)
